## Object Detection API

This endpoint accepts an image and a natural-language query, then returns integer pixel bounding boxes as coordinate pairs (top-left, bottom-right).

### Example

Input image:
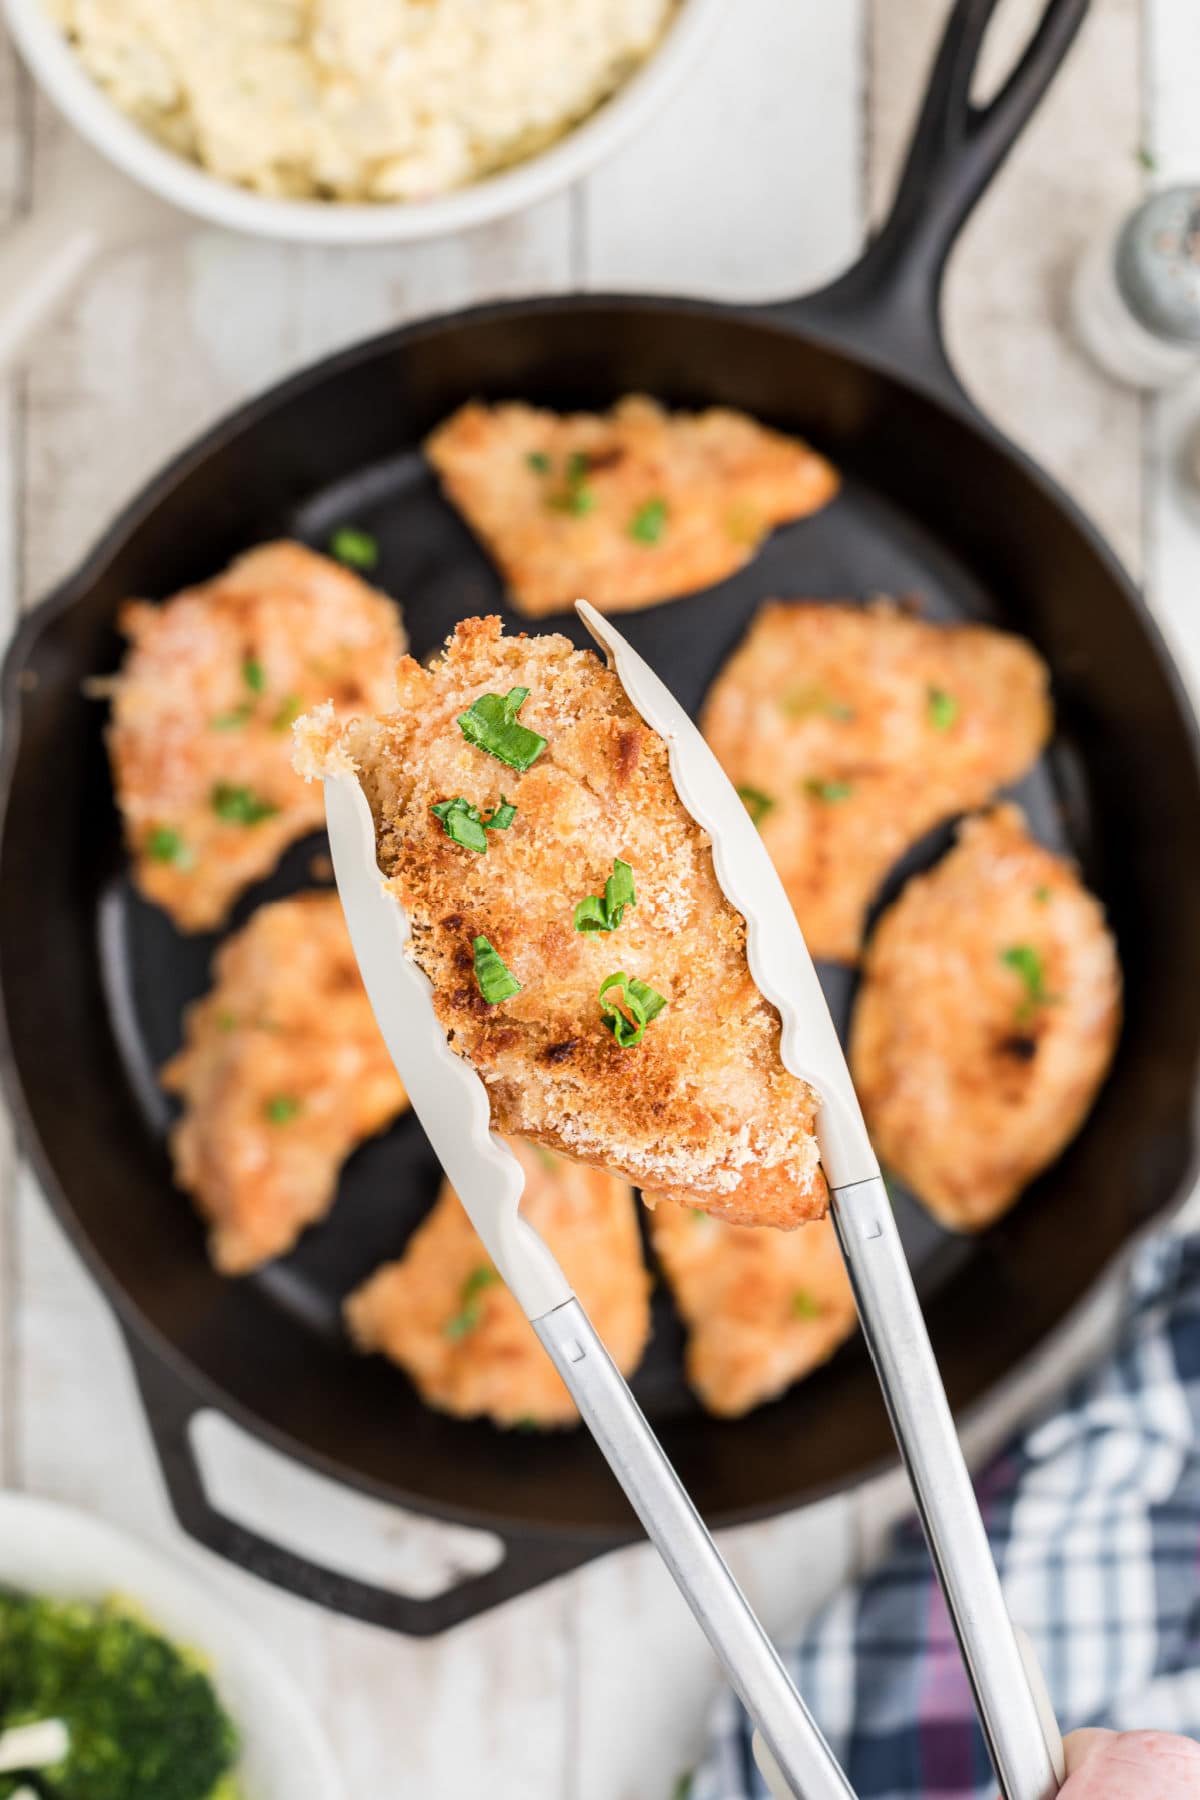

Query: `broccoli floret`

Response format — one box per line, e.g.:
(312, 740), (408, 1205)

(207, 1780), (244, 1800)
(0, 1593), (239, 1800)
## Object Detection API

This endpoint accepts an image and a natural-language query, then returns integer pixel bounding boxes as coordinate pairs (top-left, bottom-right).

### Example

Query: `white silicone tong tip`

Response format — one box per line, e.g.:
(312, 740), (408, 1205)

(575, 599), (877, 1191)
(322, 769), (571, 1320)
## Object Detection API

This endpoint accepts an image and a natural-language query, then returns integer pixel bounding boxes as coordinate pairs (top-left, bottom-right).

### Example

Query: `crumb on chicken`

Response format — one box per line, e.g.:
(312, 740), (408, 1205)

(425, 396), (839, 618)
(296, 614), (826, 1229)
(850, 805), (1121, 1231)
(162, 890), (408, 1272)
(108, 541), (405, 931)
(700, 599), (1052, 962)
(649, 1191), (857, 1416)
(346, 1138), (649, 1427)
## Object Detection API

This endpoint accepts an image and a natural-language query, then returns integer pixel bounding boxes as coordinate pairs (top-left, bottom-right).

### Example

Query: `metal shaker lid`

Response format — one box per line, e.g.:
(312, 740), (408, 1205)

(1115, 185), (1200, 344)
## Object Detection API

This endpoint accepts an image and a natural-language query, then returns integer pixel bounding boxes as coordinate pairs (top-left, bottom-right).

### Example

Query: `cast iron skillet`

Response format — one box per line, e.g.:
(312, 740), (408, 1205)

(3, 0), (1200, 1637)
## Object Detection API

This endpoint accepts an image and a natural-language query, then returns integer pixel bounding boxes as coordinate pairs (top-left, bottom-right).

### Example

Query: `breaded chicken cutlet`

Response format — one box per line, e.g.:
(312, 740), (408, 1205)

(700, 600), (1052, 962)
(162, 891), (409, 1272)
(425, 396), (838, 618)
(346, 1139), (649, 1428)
(850, 806), (1121, 1232)
(108, 541), (405, 931)
(649, 1198), (856, 1417)
(296, 615), (826, 1228)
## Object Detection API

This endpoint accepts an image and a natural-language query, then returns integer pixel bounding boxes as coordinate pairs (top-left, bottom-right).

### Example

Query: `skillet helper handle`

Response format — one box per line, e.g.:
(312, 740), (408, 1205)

(534, 1299), (854, 1800)
(787, 0), (1089, 400)
(120, 1323), (602, 1637)
(829, 1178), (1065, 1800)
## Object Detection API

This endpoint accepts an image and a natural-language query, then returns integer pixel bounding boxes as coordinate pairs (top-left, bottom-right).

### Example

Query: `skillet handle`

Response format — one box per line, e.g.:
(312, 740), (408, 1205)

(121, 1324), (604, 1636)
(779, 0), (1089, 402)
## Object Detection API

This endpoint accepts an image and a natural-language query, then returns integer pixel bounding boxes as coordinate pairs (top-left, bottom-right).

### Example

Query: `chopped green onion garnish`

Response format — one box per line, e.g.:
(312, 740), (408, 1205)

(211, 703), (253, 731)
(737, 785), (775, 827)
(574, 896), (609, 932)
(548, 484), (596, 516)
(629, 498), (668, 545)
(804, 778), (854, 803)
(271, 694), (302, 733)
(1034, 884), (1052, 905)
(458, 688), (547, 771)
(463, 1265), (500, 1303)
(791, 1290), (821, 1320)
(482, 797), (517, 830)
(243, 657), (266, 694)
(145, 825), (192, 866)
(215, 1010), (238, 1033)
(329, 525), (379, 570)
(432, 795), (519, 853)
(604, 857), (636, 926)
(512, 1416), (541, 1432)
(473, 935), (521, 1004)
(598, 971), (666, 1048)
(1000, 943), (1045, 996)
(264, 1094), (302, 1124)
(780, 685), (854, 721)
(526, 451), (551, 474)
(443, 1264), (501, 1339)
(546, 451), (596, 515)
(1000, 943), (1059, 1022)
(211, 782), (278, 825)
(431, 797), (488, 854)
(533, 1144), (559, 1171)
(574, 858), (636, 933)
(927, 686), (959, 731)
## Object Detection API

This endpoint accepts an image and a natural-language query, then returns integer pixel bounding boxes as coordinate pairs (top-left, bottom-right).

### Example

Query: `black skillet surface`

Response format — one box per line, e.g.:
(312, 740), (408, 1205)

(3, 0), (1200, 1635)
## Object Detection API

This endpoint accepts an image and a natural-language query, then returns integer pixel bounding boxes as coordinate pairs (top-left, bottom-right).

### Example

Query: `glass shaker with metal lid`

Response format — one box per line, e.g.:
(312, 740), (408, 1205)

(1071, 185), (1200, 388)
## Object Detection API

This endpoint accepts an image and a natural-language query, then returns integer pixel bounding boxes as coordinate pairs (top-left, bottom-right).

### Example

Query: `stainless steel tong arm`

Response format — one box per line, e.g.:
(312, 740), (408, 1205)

(535, 1298), (854, 1800)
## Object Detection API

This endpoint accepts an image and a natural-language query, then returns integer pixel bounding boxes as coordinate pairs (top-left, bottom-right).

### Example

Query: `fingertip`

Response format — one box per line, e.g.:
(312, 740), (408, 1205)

(1061, 1729), (1200, 1795)
(1063, 1728), (1116, 1774)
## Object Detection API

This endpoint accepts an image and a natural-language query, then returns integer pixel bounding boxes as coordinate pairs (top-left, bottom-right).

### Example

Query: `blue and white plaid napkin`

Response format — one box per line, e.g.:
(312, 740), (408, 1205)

(693, 1230), (1200, 1800)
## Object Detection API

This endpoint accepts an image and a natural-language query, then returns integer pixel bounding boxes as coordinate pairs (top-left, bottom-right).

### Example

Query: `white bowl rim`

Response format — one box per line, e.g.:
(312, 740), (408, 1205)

(3, 0), (723, 245)
(0, 1490), (345, 1800)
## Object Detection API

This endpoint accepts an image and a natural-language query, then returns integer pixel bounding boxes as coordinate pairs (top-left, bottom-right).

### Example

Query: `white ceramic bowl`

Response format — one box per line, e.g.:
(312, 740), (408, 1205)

(0, 1492), (345, 1800)
(3, 0), (722, 245)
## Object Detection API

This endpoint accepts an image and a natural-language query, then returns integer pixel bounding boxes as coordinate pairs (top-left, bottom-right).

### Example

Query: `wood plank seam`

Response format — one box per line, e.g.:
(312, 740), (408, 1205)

(0, 39), (34, 1495)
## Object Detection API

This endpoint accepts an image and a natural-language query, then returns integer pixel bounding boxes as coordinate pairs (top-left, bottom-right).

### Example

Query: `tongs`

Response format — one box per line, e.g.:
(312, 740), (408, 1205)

(323, 601), (1065, 1800)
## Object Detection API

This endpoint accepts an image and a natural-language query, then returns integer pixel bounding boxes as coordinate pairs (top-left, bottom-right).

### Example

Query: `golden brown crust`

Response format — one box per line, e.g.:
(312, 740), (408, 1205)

(108, 541), (405, 931)
(850, 805), (1121, 1232)
(345, 1140), (650, 1428)
(300, 615), (826, 1228)
(161, 891), (408, 1272)
(649, 1191), (856, 1416)
(700, 600), (1053, 962)
(424, 396), (839, 617)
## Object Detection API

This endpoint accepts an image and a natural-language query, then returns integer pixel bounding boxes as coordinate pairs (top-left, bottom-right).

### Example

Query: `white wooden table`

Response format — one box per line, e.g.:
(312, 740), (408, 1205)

(3, 3), (1200, 1796)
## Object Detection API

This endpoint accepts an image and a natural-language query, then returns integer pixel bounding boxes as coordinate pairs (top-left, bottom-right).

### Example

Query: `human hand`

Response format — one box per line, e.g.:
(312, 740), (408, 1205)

(1055, 1728), (1200, 1797)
